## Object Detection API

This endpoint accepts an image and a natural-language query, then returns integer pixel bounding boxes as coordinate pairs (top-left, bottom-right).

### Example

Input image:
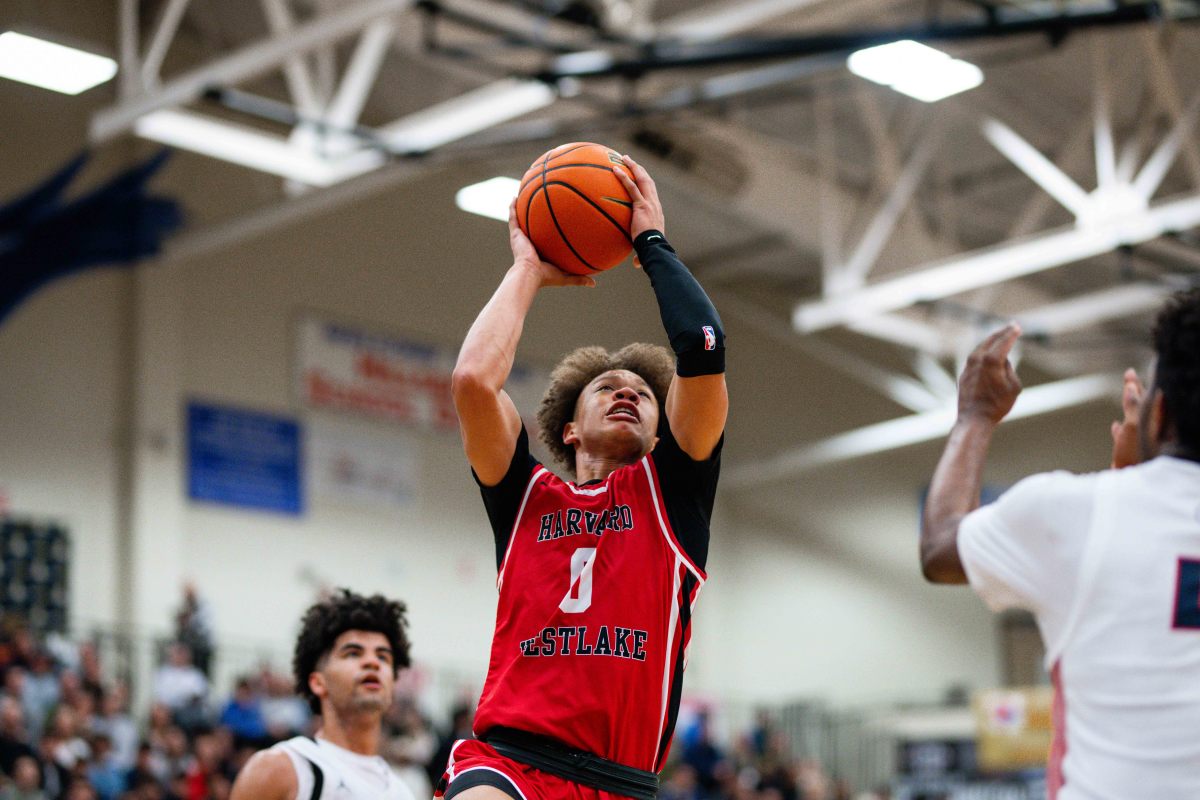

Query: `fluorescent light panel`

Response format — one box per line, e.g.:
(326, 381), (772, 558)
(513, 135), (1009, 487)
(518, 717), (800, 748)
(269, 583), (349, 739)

(134, 109), (384, 186)
(379, 79), (557, 154)
(456, 177), (520, 222)
(0, 31), (117, 95)
(131, 79), (556, 187)
(848, 40), (982, 103)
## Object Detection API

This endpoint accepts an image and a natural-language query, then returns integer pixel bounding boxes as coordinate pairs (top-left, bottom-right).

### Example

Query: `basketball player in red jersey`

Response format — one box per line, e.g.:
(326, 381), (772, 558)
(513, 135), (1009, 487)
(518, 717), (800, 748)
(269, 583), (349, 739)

(442, 155), (728, 800)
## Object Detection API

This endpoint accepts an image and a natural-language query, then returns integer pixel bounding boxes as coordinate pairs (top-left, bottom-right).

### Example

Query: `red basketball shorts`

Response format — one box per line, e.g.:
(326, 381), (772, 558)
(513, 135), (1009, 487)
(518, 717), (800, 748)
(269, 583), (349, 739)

(436, 739), (630, 800)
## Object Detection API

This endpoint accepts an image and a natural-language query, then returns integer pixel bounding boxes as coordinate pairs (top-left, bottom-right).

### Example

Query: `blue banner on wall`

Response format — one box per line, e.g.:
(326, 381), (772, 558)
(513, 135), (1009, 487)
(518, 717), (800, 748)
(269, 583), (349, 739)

(187, 403), (303, 515)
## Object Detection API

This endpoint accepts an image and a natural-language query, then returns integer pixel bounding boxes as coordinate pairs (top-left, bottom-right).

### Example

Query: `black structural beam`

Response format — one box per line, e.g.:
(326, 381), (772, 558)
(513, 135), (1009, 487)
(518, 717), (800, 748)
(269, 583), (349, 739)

(955, 0), (1003, 18)
(535, 1), (1196, 81)
(415, 0), (637, 55)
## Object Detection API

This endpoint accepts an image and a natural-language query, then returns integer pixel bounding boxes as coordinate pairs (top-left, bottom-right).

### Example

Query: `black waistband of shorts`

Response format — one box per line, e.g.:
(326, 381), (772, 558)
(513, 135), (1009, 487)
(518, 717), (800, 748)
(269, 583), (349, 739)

(481, 727), (659, 800)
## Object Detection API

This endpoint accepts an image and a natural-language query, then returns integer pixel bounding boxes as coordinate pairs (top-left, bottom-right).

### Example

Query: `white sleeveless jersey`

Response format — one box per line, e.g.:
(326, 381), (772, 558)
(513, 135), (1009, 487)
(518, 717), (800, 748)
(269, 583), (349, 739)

(273, 736), (415, 800)
(958, 456), (1200, 799)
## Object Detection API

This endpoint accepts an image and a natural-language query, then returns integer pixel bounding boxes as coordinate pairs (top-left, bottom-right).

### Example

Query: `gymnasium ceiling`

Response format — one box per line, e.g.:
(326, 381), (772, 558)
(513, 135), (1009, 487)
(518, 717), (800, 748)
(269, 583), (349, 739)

(4, 0), (1200, 491)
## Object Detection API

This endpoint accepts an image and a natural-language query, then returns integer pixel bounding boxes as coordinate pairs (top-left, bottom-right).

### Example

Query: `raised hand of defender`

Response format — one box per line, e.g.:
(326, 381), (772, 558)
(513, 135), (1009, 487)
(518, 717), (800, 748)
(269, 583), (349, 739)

(508, 200), (595, 288)
(1110, 368), (1145, 469)
(958, 323), (1023, 425)
(611, 155), (665, 269)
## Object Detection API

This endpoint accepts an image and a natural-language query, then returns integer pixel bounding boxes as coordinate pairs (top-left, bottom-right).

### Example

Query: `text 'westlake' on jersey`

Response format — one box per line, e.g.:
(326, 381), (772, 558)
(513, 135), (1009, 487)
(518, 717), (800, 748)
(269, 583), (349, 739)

(473, 424), (720, 773)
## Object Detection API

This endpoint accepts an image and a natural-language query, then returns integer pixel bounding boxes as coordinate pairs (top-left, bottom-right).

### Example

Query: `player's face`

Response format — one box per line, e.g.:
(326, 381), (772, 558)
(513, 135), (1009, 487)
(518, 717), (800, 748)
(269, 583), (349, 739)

(564, 369), (660, 463)
(310, 630), (395, 719)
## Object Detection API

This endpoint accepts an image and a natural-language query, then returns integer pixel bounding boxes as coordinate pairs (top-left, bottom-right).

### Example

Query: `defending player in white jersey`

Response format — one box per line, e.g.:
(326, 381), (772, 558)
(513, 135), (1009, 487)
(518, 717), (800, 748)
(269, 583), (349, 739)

(920, 289), (1200, 798)
(231, 590), (416, 800)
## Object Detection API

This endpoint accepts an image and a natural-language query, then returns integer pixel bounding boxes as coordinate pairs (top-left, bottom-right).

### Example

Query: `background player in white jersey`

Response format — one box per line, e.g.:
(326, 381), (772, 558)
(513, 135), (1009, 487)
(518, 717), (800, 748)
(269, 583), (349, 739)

(231, 590), (416, 800)
(920, 289), (1200, 798)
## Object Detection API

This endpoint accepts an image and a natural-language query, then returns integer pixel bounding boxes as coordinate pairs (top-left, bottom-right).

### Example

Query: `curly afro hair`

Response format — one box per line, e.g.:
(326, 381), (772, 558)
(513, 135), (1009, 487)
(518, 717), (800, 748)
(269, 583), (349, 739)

(535, 343), (675, 474)
(1153, 289), (1200, 454)
(293, 589), (411, 714)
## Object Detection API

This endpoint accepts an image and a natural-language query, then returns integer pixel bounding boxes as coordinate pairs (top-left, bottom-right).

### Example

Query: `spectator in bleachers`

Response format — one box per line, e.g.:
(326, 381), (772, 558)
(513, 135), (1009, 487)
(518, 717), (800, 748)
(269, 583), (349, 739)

(61, 779), (96, 800)
(1, 754), (47, 800)
(143, 706), (172, 761)
(215, 683), (265, 749)
(756, 754), (799, 800)
(796, 760), (831, 800)
(35, 730), (66, 799)
(165, 772), (189, 800)
(205, 773), (231, 800)
(45, 708), (89, 779)
(426, 703), (471, 788)
(90, 686), (136, 773)
(682, 711), (729, 795)
(122, 743), (159, 797)
(154, 727), (190, 787)
(748, 710), (776, 760)
(3, 669), (24, 709)
(660, 763), (704, 800)
(150, 647), (206, 731)
(221, 734), (255, 793)
(74, 649), (102, 710)
(0, 698), (37, 780)
(180, 731), (225, 800)
(62, 782), (94, 800)
(173, 585), (213, 679)
(22, 654), (58, 741)
(58, 678), (93, 738)
(383, 700), (434, 798)
(83, 735), (122, 800)
(5, 629), (37, 676)
(256, 671), (307, 741)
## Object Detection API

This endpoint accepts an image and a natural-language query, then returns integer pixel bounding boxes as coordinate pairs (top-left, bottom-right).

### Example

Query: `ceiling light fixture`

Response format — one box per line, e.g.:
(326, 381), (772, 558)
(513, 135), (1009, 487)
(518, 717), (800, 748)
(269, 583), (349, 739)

(847, 40), (982, 103)
(456, 177), (521, 222)
(134, 109), (383, 186)
(0, 31), (117, 95)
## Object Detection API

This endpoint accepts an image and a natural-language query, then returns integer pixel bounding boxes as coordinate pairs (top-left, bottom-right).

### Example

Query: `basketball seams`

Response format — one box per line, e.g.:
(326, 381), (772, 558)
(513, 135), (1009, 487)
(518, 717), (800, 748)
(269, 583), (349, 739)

(540, 187), (601, 274)
(537, 142), (590, 166)
(518, 163), (631, 196)
(543, 181), (633, 245)
(540, 154), (600, 273)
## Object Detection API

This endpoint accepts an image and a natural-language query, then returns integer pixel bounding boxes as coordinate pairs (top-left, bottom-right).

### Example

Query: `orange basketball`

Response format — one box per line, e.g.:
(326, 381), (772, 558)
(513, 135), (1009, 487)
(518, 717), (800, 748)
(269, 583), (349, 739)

(516, 142), (634, 275)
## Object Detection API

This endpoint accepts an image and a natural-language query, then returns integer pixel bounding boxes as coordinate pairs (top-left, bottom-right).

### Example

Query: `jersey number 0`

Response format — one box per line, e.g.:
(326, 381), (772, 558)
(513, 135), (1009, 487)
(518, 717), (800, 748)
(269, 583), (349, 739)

(560, 547), (597, 613)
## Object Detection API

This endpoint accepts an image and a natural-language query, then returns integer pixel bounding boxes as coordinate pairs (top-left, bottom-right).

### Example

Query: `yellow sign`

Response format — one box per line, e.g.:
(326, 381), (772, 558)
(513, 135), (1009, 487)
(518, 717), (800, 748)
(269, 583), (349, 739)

(974, 687), (1054, 773)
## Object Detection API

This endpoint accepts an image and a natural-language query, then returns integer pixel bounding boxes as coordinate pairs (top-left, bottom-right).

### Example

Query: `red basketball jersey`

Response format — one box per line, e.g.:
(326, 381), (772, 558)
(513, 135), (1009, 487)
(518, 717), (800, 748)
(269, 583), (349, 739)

(472, 425), (719, 773)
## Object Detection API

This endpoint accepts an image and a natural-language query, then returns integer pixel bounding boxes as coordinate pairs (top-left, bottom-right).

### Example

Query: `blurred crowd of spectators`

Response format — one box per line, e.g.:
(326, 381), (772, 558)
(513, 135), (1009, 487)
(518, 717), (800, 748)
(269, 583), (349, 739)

(660, 711), (888, 800)
(0, 575), (486, 800)
(0, 586), (880, 800)
(0, 612), (477, 800)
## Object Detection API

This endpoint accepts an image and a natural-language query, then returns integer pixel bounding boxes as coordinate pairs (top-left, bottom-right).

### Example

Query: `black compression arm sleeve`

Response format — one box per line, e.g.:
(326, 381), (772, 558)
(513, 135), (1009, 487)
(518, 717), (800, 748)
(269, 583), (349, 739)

(634, 230), (725, 377)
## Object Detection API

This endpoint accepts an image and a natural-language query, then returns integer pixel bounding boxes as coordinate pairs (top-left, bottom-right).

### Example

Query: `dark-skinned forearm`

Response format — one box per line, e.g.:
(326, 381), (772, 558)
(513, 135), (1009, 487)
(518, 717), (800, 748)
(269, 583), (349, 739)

(921, 415), (997, 583)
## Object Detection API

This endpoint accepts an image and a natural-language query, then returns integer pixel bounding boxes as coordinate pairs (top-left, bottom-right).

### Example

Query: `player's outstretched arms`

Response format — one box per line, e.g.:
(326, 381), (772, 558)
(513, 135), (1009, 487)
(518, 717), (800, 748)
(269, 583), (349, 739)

(1110, 368), (1145, 469)
(230, 749), (296, 800)
(921, 324), (1022, 584)
(613, 157), (728, 460)
(452, 201), (595, 485)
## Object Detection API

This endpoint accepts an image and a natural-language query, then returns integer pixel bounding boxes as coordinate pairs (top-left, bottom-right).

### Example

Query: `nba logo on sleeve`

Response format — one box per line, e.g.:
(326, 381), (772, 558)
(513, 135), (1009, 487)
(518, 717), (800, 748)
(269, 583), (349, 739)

(702, 326), (716, 351)
(1173, 558), (1200, 630)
